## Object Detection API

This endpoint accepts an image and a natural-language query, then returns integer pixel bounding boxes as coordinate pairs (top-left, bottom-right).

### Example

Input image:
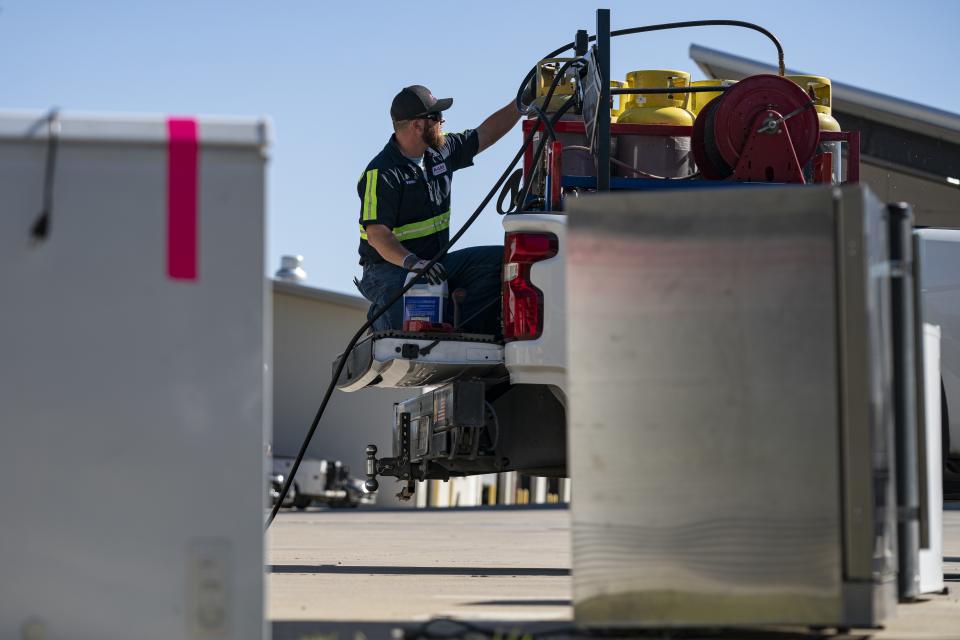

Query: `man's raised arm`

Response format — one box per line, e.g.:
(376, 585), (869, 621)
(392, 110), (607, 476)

(476, 101), (523, 154)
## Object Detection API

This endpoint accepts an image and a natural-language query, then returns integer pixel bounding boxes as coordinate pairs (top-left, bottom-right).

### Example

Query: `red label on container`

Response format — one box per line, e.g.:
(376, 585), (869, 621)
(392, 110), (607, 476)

(167, 117), (198, 280)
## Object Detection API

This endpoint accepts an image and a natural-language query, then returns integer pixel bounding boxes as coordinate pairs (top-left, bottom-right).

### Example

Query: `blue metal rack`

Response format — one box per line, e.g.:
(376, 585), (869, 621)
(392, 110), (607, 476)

(560, 176), (783, 191)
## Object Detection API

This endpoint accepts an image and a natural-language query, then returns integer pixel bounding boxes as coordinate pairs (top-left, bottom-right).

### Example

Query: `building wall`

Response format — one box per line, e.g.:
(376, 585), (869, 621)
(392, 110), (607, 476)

(860, 162), (960, 228)
(270, 280), (412, 502)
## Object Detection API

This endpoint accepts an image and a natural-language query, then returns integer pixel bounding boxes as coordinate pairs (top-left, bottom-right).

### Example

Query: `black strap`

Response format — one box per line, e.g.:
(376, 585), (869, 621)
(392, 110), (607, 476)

(31, 109), (61, 242)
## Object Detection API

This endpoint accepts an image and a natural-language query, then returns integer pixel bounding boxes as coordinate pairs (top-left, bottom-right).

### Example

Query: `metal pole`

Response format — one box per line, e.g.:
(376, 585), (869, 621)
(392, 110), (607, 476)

(575, 29), (588, 57)
(911, 232), (930, 551)
(595, 8), (611, 191)
(889, 202), (920, 602)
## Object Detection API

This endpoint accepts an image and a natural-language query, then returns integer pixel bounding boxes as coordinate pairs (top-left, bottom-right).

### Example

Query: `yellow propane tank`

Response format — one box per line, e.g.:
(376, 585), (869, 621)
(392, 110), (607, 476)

(687, 79), (735, 116)
(616, 70), (695, 178)
(529, 58), (593, 178)
(618, 70), (695, 125)
(786, 75), (840, 132)
(787, 74), (842, 182)
(531, 58), (576, 113)
(610, 80), (625, 122)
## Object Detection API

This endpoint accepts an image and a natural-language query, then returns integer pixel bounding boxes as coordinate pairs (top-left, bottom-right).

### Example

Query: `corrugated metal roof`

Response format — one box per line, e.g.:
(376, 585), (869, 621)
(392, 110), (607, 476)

(689, 44), (960, 146)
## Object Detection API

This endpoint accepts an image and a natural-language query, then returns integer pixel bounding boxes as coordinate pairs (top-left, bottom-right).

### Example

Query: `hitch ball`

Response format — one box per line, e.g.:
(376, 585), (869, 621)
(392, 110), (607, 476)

(364, 444), (380, 492)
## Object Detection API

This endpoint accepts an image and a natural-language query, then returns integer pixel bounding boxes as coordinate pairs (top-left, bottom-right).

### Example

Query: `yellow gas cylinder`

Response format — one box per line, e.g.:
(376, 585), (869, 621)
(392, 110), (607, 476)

(610, 80), (625, 122)
(618, 70), (695, 125)
(787, 74), (841, 182)
(530, 58), (576, 113)
(687, 79), (735, 116)
(616, 70), (695, 178)
(530, 58), (592, 178)
(786, 75), (840, 132)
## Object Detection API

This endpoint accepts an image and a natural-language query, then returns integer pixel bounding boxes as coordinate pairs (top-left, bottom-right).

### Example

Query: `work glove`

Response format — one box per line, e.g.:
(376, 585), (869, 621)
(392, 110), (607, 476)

(403, 254), (447, 285)
(519, 75), (537, 115)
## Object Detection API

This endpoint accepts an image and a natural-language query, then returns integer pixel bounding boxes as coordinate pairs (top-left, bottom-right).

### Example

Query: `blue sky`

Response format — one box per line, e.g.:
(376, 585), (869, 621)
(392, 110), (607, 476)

(3, 1), (958, 295)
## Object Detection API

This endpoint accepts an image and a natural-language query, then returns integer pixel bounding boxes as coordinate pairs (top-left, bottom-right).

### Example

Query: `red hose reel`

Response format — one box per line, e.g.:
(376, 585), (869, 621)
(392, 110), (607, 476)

(692, 74), (820, 183)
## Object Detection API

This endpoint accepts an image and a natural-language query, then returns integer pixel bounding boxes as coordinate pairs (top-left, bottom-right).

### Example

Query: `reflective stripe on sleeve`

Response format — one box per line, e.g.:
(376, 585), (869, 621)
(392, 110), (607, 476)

(362, 169), (379, 221)
(359, 210), (450, 242)
(392, 211), (450, 241)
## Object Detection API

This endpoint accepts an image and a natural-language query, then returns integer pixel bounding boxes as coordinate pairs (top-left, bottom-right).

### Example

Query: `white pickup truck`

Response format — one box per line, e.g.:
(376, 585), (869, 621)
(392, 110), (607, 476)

(336, 211), (569, 493)
(338, 205), (960, 499)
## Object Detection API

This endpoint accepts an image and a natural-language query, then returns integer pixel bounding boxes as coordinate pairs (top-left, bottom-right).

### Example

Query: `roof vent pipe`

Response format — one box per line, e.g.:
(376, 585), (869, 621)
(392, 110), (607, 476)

(275, 255), (307, 282)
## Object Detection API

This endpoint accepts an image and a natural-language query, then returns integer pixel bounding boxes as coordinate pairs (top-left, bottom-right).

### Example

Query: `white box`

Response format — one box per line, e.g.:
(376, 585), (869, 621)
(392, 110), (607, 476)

(0, 110), (269, 639)
(918, 324), (944, 594)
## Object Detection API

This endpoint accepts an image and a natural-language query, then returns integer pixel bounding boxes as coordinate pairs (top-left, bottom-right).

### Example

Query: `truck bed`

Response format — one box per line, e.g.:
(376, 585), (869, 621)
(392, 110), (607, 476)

(334, 331), (506, 392)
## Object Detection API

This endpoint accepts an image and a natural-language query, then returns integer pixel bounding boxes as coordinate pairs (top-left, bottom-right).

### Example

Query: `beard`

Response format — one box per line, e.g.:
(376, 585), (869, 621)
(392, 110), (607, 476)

(422, 122), (446, 151)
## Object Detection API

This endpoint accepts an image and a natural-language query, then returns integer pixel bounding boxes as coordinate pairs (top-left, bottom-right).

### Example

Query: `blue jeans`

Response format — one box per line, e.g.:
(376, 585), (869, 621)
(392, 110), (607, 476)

(357, 246), (503, 335)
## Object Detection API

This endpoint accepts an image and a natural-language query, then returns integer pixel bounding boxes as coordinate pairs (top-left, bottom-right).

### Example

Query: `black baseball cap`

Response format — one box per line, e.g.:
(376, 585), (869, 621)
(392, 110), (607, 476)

(390, 85), (453, 121)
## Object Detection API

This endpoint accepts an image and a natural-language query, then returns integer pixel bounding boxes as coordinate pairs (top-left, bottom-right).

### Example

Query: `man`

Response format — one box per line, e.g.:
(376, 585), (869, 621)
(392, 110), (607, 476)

(356, 85), (521, 335)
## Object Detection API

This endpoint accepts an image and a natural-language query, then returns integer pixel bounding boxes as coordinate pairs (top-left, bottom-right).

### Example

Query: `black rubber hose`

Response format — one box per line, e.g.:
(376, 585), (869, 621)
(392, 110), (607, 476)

(613, 20), (784, 76)
(31, 109), (61, 241)
(515, 97), (576, 212)
(265, 73), (580, 530)
(511, 57), (584, 213)
(517, 57), (586, 144)
(515, 19), (787, 112)
(495, 169), (523, 214)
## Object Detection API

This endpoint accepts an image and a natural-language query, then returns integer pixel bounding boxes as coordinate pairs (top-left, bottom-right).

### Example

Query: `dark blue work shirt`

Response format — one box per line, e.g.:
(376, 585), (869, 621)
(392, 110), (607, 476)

(357, 129), (480, 265)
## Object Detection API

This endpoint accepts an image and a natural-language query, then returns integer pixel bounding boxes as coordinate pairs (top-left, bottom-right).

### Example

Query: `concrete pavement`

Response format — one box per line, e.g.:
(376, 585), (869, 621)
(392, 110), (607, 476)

(267, 506), (960, 640)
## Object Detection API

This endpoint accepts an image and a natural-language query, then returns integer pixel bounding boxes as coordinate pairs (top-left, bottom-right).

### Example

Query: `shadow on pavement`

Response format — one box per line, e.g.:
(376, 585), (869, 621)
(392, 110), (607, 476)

(272, 619), (870, 640)
(464, 599), (571, 607)
(272, 620), (571, 640)
(268, 565), (570, 577)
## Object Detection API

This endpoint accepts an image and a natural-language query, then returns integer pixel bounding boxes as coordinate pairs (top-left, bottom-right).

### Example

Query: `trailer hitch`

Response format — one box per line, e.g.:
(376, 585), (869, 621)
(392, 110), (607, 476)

(364, 444), (421, 501)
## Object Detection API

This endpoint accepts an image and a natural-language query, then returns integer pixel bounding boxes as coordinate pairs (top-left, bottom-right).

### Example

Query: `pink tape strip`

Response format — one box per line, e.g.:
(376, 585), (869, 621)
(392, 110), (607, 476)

(167, 117), (198, 280)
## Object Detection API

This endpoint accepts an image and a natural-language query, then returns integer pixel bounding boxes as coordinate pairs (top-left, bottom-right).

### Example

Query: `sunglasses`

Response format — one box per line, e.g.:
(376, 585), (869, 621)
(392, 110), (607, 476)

(421, 112), (444, 123)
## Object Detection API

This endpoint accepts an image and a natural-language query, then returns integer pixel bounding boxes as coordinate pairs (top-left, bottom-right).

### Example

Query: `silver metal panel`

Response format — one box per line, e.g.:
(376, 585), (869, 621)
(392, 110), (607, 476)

(567, 186), (844, 626)
(835, 187), (898, 618)
(0, 114), (266, 638)
(835, 190), (875, 583)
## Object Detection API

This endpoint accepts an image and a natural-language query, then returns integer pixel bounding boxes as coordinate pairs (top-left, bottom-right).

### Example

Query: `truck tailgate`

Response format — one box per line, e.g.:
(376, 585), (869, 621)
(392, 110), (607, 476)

(334, 331), (506, 392)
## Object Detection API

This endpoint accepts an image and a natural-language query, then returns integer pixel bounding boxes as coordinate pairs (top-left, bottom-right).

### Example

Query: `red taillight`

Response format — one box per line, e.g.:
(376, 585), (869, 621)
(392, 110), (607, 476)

(502, 232), (558, 341)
